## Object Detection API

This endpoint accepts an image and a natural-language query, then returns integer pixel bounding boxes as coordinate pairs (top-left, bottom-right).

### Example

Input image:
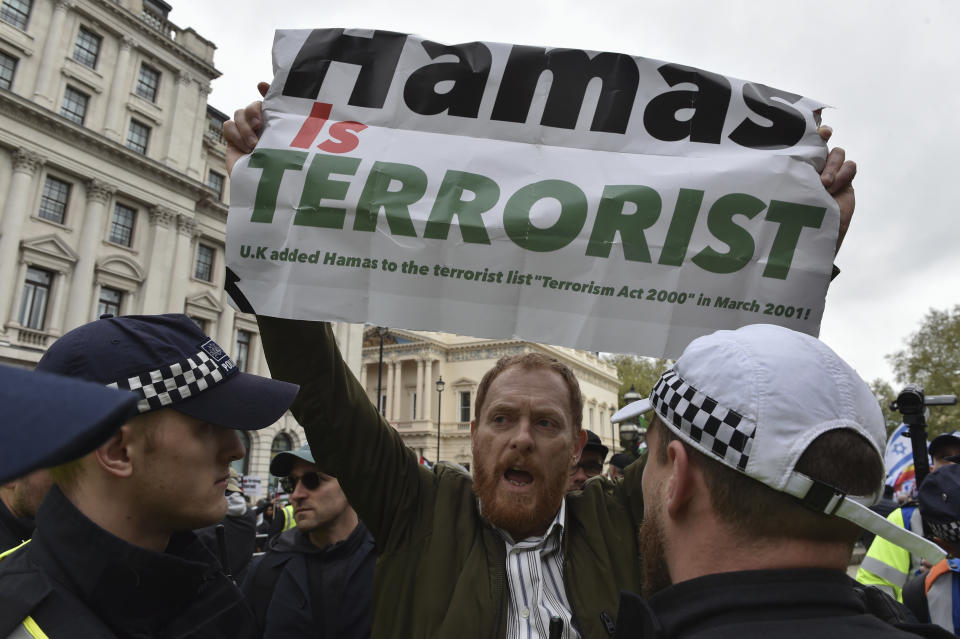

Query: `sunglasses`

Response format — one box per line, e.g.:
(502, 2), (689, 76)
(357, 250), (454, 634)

(570, 461), (603, 477)
(281, 471), (321, 493)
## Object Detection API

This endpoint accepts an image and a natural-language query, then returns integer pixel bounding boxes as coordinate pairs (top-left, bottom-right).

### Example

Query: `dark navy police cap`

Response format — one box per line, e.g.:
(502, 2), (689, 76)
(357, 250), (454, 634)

(0, 365), (139, 484)
(36, 313), (299, 431)
(918, 463), (960, 542)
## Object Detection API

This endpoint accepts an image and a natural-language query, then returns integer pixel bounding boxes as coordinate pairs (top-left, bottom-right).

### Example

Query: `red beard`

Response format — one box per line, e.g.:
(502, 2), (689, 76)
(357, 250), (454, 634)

(472, 447), (568, 540)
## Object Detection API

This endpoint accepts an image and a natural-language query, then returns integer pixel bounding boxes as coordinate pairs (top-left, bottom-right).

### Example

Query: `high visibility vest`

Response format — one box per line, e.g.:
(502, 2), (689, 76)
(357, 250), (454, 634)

(0, 542), (48, 638)
(281, 504), (297, 531)
(856, 505), (923, 602)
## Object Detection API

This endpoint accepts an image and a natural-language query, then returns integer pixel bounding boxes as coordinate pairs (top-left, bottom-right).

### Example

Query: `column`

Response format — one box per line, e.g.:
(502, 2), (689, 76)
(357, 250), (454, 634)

(163, 71), (194, 168)
(31, 0), (73, 108)
(216, 293), (235, 353)
(359, 362), (368, 394)
(139, 207), (176, 314)
(103, 36), (136, 141)
(44, 265), (69, 337)
(64, 180), (115, 328)
(186, 83), (211, 179)
(0, 149), (45, 333)
(422, 359), (433, 421)
(392, 359), (402, 420)
(384, 361), (394, 420)
(415, 359), (425, 420)
(165, 214), (196, 312)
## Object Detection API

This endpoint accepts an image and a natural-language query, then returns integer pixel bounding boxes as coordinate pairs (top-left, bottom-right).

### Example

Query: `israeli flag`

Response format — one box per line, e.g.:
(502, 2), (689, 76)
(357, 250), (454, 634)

(884, 424), (918, 487)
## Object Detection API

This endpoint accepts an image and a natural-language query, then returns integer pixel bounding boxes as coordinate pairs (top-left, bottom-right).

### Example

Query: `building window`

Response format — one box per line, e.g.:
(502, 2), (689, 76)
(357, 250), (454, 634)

(135, 64), (160, 102)
(38, 176), (71, 224)
(140, 0), (168, 31)
(589, 407), (594, 429)
(0, 50), (16, 90)
(207, 170), (225, 201)
(126, 119), (150, 154)
(459, 391), (471, 423)
(0, 0), (31, 31)
(60, 86), (89, 125)
(109, 203), (136, 247)
(235, 329), (251, 372)
(97, 286), (122, 317)
(410, 391), (417, 420)
(230, 430), (250, 475)
(194, 244), (214, 282)
(379, 394), (387, 415)
(18, 266), (52, 330)
(72, 27), (101, 68)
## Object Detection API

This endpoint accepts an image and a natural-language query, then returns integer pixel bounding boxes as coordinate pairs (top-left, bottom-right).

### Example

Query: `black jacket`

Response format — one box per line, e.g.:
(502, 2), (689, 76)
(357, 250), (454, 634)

(613, 568), (954, 639)
(241, 521), (375, 639)
(196, 494), (258, 584)
(0, 485), (257, 639)
(0, 499), (32, 553)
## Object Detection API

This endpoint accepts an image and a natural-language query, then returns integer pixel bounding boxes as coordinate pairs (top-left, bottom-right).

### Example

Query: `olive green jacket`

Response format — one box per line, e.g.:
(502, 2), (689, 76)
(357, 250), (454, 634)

(257, 317), (645, 639)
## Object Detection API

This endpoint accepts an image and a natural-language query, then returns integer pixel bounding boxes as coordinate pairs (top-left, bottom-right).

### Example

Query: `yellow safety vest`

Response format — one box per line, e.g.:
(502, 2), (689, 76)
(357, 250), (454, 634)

(856, 506), (923, 602)
(281, 503), (297, 531)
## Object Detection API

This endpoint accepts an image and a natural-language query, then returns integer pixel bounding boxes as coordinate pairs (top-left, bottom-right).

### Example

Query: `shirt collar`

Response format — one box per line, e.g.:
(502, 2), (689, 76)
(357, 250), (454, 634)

(494, 495), (567, 549)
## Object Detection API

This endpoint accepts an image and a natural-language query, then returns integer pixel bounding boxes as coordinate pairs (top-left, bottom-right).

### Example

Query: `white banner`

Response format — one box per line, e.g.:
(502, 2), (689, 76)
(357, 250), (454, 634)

(227, 29), (839, 358)
(241, 475), (263, 498)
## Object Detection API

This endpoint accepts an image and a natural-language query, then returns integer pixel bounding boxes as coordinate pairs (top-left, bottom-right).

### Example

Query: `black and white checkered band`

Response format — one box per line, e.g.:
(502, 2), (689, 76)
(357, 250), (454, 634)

(650, 369), (756, 472)
(106, 342), (237, 413)
(928, 520), (960, 543)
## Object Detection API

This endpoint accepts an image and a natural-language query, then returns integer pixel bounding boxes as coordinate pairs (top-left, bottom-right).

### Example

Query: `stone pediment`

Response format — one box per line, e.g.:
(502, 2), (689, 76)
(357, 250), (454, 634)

(20, 234), (79, 263)
(96, 255), (145, 283)
(185, 291), (222, 312)
(449, 377), (477, 388)
(362, 326), (440, 348)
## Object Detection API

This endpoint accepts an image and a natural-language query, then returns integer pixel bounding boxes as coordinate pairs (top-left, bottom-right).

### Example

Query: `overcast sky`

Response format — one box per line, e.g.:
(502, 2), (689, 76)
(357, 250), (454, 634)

(170, 0), (960, 388)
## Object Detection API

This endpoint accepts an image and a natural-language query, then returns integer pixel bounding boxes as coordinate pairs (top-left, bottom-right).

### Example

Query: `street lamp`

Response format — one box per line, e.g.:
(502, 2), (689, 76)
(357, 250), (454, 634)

(375, 327), (388, 414)
(620, 385), (642, 458)
(435, 377), (445, 463)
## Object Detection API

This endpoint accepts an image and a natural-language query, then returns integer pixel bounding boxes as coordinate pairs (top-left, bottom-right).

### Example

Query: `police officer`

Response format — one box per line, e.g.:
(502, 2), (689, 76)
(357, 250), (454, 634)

(858, 432), (960, 601)
(0, 365), (138, 552)
(0, 314), (299, 638)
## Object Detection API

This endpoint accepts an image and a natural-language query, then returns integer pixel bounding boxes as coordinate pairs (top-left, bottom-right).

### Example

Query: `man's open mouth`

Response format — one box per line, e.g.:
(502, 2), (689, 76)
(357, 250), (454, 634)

(504, 468), (533, 486)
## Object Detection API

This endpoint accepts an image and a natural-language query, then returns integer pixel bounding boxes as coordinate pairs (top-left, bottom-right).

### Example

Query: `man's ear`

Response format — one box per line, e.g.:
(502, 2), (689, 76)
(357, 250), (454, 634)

(664, 440), (695, 519)
(93, 425), (136, 479)
(572, 428), (587, 463)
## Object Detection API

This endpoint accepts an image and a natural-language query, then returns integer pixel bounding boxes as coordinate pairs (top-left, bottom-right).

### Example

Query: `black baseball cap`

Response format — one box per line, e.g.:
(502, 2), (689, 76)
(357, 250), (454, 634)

(36, 313), (298, 430)
(270, 444), (316, 476)
(608, 453), (633, 471)
(918, 463), (960, 542)
(0, 364), (139, 483)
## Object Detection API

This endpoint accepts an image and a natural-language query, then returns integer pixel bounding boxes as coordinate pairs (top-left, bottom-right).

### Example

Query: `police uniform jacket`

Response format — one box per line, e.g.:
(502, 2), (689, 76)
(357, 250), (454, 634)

(613, 568), (953, 639)
(0, 485), (257, 639)
(0, 500), (32, 554)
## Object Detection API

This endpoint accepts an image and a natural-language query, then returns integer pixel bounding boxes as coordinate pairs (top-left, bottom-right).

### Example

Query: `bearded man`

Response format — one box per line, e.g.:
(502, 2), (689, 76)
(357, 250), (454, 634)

(226, 89), (858, 639)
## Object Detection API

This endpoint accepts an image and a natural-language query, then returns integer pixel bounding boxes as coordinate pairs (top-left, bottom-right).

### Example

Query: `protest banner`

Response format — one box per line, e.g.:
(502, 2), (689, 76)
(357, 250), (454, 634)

(227, 29), (840, 358)
(242, 474), (264, 498)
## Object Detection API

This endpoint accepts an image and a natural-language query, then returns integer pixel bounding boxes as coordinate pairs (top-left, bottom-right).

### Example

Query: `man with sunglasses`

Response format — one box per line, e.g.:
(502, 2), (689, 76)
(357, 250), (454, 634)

(242, 444), (375, 639)
(567, 430), (609, 492)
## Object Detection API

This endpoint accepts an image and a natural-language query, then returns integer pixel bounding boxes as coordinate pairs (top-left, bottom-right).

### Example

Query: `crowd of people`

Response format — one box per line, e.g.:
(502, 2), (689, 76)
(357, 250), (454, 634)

(0, 88), (958, 639)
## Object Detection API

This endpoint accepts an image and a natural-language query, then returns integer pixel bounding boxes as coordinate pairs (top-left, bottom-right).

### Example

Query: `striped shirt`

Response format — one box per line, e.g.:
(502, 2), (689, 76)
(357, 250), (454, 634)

(496, 498), (579, 639)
